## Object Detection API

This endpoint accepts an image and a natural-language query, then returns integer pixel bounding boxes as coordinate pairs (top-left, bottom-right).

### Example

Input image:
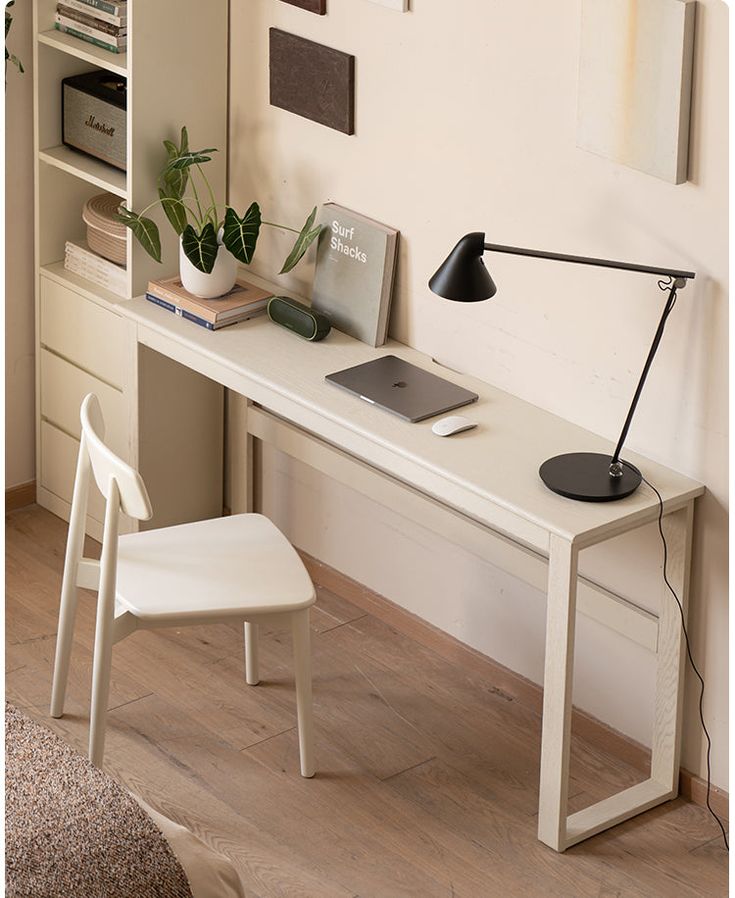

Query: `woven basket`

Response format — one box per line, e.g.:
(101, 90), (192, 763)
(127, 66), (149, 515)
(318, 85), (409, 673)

(82, 193), (128, 265)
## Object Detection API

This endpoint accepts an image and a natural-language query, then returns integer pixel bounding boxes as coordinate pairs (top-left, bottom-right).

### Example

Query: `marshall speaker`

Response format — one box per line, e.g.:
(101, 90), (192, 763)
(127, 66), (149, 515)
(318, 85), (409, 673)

(62, 69), (127, 171)
(267, 296), (331, 341)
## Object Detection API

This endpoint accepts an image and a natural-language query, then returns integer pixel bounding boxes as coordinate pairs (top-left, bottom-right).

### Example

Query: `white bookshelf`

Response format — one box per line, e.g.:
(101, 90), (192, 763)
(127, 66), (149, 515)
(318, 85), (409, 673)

(33, 0), (229, 535)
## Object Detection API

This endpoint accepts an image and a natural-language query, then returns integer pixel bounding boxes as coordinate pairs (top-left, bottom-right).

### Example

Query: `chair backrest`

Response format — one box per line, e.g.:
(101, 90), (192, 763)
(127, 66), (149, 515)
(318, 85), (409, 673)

(80, 393), (153, 522)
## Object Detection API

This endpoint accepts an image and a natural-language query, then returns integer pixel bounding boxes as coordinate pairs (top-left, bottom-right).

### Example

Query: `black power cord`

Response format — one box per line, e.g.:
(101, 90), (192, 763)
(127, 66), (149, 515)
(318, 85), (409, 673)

(638, 471), (728, 851)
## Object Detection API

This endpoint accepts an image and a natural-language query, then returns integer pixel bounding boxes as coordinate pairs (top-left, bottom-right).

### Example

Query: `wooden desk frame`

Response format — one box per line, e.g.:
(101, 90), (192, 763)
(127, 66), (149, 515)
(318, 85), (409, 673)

(122, 306), (700, 853)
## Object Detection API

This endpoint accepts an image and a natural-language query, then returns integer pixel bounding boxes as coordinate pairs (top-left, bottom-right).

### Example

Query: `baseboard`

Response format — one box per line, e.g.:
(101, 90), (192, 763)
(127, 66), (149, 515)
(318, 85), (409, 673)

(5, 480), (37, 513)
(299, 550), (729, 823)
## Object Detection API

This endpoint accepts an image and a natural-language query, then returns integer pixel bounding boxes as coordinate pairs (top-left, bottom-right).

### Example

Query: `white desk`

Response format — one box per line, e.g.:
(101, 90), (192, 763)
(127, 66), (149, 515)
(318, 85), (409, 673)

(118, 294), (703, 852)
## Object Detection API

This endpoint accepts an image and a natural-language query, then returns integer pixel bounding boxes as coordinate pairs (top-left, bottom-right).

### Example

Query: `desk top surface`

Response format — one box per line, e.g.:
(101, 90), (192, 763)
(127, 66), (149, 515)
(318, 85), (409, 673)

(120, 294), (703, 548)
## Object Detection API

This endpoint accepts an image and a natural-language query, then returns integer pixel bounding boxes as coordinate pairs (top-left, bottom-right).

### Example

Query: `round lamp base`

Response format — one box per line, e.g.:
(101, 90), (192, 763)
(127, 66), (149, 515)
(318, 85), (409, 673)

(539, 452), (642, 502)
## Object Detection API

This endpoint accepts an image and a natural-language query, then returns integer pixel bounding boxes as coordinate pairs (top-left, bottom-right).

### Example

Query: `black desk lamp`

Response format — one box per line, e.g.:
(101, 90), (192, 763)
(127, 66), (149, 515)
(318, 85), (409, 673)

(429, 233), (696, 502)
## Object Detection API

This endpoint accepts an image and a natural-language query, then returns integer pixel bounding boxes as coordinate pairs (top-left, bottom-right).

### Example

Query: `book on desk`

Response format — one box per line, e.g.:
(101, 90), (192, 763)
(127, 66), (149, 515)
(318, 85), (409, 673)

(311, 203), (399, 347)
(146, 276), (271, 331)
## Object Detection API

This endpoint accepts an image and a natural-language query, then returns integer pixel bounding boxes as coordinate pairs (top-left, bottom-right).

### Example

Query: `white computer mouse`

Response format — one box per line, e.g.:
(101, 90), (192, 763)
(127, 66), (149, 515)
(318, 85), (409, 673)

(431, 415), (478, 437)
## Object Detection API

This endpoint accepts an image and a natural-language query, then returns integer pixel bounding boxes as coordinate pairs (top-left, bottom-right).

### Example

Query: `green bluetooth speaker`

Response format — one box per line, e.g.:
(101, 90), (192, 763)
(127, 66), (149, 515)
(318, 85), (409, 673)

(267, 296), (331, 342)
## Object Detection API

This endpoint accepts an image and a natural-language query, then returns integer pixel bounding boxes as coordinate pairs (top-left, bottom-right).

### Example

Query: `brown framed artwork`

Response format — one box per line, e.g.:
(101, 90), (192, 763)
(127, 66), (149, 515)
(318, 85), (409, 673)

(279, 0), (327, 14)
(269, 29), (355, 135)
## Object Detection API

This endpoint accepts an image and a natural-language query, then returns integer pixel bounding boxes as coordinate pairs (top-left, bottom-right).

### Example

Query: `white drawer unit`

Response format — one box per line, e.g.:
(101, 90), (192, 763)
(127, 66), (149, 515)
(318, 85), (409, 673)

(40, 276), (127, 388)
(36, 276), (132, 537)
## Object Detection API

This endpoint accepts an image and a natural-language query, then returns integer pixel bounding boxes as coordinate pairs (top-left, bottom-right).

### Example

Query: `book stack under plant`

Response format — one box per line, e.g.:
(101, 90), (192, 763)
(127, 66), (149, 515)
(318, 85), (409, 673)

(54, 0), (127, 54)
(64, 240), (127, 295)
(146, 277), (272, 331)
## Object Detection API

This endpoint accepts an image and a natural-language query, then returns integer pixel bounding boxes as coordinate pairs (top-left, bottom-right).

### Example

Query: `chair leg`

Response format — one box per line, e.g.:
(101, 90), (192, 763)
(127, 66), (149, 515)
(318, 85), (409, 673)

(50, 584), (79, 719)
(291, 609), (315, 778)
(88, 626), (114, 767)
(244, 621), (260, 686)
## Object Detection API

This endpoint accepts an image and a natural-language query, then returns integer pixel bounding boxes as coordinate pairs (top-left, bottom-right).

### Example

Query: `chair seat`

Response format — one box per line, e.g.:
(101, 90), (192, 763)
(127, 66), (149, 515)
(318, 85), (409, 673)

(115, 514), (315, 621)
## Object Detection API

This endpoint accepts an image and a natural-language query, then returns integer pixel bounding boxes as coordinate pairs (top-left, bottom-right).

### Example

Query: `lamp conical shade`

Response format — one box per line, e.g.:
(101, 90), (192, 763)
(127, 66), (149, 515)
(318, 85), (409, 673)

(429, 232), (496, 302)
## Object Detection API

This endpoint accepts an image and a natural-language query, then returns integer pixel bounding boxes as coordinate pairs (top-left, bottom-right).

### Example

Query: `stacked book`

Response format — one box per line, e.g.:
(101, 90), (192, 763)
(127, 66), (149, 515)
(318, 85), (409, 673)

(147, 277), (271, 331)
(54, 0), (127, 55)
(65, 240), (127, 295)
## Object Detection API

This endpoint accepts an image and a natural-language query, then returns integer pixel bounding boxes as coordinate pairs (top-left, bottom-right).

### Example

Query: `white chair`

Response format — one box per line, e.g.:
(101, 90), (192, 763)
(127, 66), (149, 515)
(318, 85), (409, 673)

(50, 393), (316, 776)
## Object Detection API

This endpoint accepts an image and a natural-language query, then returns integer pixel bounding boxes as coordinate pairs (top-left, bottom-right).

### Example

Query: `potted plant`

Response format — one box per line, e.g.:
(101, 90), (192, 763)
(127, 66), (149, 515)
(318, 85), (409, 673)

(118, 127), (323, 298)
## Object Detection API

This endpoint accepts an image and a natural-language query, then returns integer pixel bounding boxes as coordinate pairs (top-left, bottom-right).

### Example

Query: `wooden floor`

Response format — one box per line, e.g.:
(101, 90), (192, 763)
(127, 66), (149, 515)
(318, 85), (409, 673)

(6, 505), (728, 898)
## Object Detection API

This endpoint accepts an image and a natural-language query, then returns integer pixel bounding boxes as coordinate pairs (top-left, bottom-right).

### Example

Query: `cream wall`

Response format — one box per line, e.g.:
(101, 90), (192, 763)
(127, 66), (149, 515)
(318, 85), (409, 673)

(5, 0), (36, 489)
(229, 0), (729, 788)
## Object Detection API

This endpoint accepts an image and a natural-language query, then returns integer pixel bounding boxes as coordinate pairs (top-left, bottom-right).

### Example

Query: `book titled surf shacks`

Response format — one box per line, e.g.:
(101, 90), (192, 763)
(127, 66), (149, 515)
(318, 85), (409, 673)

(311, 203), (399, 347)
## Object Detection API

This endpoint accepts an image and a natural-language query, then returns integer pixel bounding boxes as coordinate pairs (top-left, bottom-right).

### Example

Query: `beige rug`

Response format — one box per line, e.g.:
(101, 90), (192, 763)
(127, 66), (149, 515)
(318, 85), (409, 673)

(5, 702), (193, 898)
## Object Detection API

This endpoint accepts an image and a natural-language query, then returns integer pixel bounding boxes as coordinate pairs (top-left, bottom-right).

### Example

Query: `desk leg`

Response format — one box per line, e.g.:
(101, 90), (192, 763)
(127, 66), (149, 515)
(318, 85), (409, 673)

(651, 503), (693, 792)
(539, 503), (695, 852)
(226, 392), (254, 515)
(538, 535), (579, 851)
(135, 343), (224, 529)
(226, 392), (260, 683)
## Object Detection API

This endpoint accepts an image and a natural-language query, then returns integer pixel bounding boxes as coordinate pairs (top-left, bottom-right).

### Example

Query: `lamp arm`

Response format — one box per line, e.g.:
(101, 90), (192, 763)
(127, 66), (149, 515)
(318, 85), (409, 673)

(609, 281), (679, 470)
(481, 239), (694, 478)
(483, 242), (696, 282)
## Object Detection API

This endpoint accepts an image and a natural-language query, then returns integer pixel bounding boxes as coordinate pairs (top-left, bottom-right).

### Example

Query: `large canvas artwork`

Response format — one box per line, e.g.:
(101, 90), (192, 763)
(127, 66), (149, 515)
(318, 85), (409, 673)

(577, 0), (696, 184)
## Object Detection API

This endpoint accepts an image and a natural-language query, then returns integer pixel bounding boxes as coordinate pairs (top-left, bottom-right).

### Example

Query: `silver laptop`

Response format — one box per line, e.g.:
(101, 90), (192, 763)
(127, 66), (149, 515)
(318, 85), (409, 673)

(326, 355), (478, 422)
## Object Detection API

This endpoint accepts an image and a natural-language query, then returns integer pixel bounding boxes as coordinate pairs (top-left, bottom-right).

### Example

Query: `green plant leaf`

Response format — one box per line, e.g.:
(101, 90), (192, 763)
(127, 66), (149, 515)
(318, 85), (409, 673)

(158, 187), (188, 236)
(164, 149), (217, 174)
(182, 222), (219, 273)
(279, 207), (324, 274)
(163, 126), (188, 160)
(162, 126), (190, 196)
(117, 205), (161, 263)
(222, 203), (261, 265)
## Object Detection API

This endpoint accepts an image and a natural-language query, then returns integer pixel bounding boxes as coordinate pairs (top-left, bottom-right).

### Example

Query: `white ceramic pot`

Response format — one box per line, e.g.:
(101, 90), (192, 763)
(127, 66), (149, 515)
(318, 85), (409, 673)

(179, 233), (238, 299)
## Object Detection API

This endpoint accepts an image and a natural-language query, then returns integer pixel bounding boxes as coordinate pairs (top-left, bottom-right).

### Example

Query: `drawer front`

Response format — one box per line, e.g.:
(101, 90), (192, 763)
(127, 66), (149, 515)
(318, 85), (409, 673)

(40, 420), (105, 523)
(41, 349), (129, 458)
(40, 276), (126, 388)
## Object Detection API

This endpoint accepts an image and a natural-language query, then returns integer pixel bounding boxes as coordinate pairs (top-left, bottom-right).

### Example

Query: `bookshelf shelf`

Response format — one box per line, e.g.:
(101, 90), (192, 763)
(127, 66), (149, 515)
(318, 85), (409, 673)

(37, 29), (127, 77)
(39, 145), (127, 198)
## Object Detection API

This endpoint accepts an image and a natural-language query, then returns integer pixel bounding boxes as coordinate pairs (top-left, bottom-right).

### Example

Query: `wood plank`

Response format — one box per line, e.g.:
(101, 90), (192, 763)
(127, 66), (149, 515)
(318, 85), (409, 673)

(269, 29), (354, 135)
(537, 536), (579, 849)
(651, 505), (692, 790)
(566, 779), (670, 846)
